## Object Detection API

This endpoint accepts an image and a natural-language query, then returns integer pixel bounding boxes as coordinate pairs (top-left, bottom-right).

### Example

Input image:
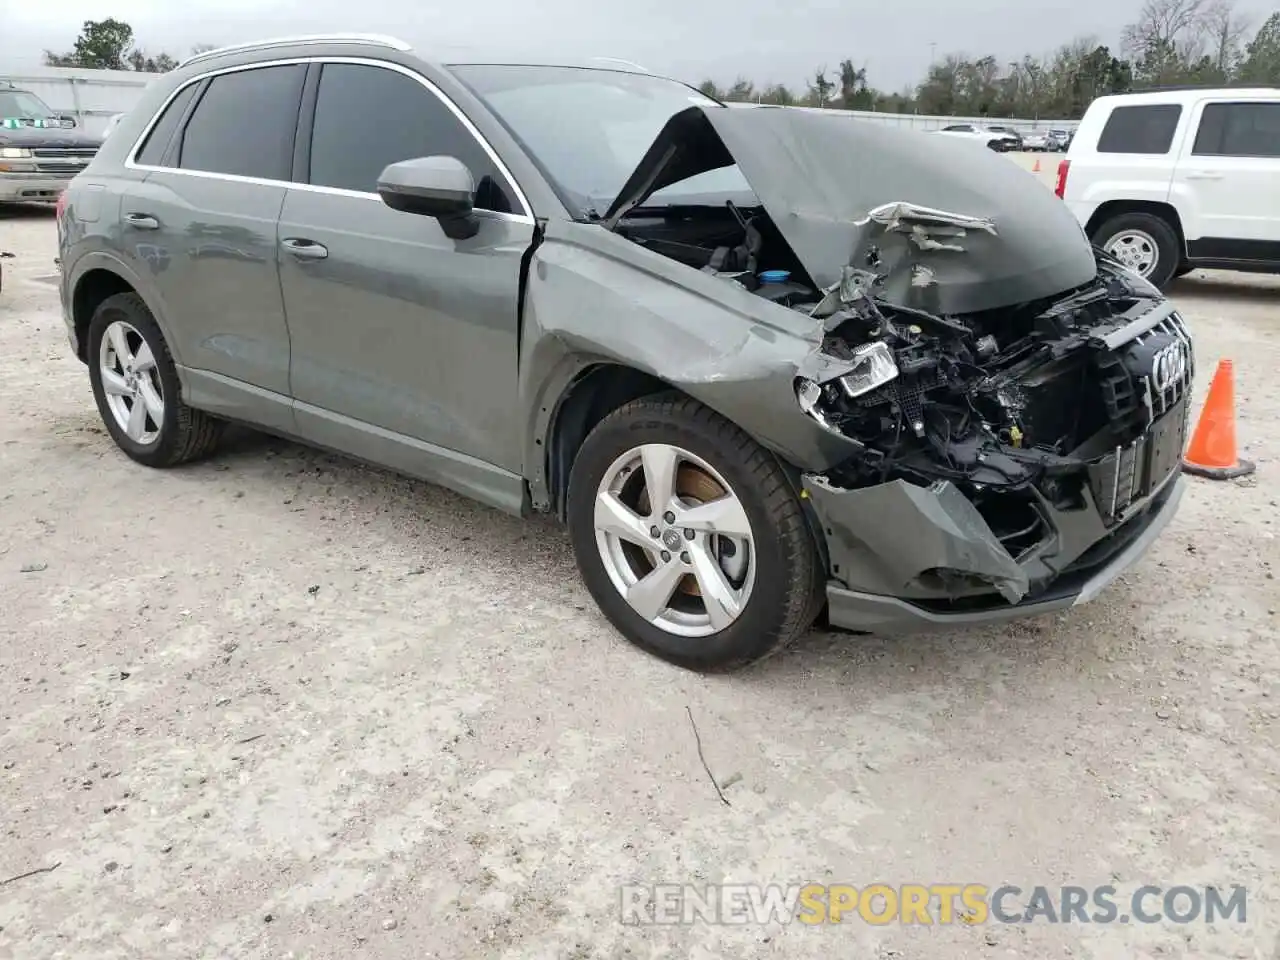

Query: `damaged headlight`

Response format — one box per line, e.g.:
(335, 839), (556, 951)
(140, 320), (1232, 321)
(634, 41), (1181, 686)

(837, 341), (899, 398)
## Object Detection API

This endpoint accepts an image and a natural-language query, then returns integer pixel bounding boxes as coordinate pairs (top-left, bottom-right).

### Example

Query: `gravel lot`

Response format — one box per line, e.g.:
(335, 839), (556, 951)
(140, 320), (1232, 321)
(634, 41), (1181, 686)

(2, 202), (1277, 960)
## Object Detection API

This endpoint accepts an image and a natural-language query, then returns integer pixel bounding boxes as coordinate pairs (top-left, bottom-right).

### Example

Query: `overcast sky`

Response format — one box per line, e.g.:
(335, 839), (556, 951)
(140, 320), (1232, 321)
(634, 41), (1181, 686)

(0, 0), (1264, 92)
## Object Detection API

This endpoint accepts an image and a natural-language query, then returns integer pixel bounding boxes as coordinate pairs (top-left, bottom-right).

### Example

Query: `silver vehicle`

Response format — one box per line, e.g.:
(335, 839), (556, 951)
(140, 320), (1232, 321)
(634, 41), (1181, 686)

(56, 35), (1191, 671)
(0, 81), (100, 203)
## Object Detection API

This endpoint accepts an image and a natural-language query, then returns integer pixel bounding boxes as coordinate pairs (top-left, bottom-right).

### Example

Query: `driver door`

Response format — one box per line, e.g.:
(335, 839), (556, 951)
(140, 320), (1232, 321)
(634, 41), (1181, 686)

(279, 60), (534, 494)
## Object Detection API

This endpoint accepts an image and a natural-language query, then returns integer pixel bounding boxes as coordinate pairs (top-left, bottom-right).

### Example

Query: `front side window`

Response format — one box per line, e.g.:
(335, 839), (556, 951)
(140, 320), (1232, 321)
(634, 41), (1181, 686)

(307, 63), (514, 214)
(1097, 104), (1182, 154)
(1193, 101), (1280, 158)
(450, 63), (753, 217)
(178, 64), (306, 181)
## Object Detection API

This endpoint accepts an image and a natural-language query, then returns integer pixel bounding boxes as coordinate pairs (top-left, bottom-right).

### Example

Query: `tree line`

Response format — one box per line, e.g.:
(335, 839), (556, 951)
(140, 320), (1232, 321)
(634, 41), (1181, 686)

(41, 2), (1280, 119)
(42, 18), (212, 73)
(699, 0), (1280, 119)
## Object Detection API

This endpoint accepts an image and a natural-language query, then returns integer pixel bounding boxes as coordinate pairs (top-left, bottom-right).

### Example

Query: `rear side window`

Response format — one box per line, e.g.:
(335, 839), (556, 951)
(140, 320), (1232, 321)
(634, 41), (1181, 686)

(1192, 101), (1280, 158)
(1096, 104), (1182, 154)
(306, 62), (514, 213)
(134, 83), (199, 166)
(177, 64), (306, 181)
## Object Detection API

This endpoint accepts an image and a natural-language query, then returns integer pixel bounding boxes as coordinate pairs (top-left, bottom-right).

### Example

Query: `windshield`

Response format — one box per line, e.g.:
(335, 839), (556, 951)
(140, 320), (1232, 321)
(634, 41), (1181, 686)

(449, 64), (754, 217)
(0, 90), (57, 120)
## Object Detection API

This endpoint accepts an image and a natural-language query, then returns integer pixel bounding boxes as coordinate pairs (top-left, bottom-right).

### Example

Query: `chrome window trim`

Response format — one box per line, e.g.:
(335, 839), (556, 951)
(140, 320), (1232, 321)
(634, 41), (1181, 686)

(123, 55), (535, 224)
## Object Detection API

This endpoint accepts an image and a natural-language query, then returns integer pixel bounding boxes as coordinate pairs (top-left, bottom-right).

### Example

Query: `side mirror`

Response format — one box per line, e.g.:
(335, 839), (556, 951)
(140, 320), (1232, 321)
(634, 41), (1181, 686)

(376, 156), (478, 240)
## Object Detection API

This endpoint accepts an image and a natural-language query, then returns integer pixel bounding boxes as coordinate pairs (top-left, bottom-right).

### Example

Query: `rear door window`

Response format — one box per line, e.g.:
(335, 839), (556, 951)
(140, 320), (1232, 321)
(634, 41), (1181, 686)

(176, 64), (306, 181)
(1192, 101), (1280, 158)
(1096, 104), (1182, 154)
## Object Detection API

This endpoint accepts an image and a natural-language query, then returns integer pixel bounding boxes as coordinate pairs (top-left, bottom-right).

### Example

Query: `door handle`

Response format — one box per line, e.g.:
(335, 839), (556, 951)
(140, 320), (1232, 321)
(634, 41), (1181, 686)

(1183, 172), (1224, 180)
(281, 237), (328, 260)
(124, 213), (159, 230)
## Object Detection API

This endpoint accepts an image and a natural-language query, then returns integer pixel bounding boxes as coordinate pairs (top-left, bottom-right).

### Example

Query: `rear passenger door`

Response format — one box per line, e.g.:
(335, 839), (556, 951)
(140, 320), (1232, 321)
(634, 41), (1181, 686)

(123, 63), (305, 431)
(278, 59), (534, 480)
(1173, 98), (1280, 264)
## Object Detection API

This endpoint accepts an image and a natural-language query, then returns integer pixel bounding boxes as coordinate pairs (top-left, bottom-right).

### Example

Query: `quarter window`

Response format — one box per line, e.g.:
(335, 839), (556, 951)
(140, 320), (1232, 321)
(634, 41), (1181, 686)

(1096, 104), (1182, 154)
(177, 64), (306, 181)
(307, 62), (515, 213)
(1192, 102), (1280, 158)
(134, 83), (199, 166)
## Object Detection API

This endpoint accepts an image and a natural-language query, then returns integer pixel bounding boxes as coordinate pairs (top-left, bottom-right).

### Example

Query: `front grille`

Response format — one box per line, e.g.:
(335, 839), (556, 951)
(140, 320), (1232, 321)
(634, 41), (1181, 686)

(31, 147), (95, 176)
(1133, 311), (1195, 426)
(1087, 399), (1188, 525)
(31, 148), (96, 159)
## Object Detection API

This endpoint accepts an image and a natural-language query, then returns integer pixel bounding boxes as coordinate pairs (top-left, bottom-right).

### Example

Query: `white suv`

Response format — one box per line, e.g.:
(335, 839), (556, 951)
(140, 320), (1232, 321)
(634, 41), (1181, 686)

(1056, 87), (1280, 288)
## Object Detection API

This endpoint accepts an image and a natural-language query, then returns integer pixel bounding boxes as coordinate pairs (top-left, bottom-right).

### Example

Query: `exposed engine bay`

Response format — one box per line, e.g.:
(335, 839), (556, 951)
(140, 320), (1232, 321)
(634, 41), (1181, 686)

(617, 198), (1195, 570)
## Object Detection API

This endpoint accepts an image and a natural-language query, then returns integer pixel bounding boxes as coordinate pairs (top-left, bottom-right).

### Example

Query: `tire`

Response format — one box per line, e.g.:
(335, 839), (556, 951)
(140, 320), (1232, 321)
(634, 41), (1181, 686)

(567, 393), (824, 672)
(87, 291), (223, 467)
(1091, 212), (1181, 289)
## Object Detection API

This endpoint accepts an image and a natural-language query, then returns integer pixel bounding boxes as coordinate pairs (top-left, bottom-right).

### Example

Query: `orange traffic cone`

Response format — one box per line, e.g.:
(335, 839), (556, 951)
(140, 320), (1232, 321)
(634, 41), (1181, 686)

(1182, 358), (1255, 480)
(1032, 157), (1042, 172)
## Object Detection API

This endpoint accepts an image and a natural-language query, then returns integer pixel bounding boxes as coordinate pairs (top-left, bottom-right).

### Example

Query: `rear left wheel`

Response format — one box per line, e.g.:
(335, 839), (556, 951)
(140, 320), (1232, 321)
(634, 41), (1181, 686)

(567, 394), (824, 672)
(88, 292), (223, 467)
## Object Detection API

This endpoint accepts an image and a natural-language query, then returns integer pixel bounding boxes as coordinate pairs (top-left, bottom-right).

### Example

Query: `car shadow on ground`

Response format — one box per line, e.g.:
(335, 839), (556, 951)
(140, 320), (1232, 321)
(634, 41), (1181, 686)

(0, 202), (57, 221)
(207, 425), (1120, 683)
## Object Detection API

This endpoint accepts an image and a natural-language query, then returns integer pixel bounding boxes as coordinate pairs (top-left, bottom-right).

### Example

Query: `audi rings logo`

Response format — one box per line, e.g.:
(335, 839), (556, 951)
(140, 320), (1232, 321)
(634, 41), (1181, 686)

(1152, 340), (1189, 393)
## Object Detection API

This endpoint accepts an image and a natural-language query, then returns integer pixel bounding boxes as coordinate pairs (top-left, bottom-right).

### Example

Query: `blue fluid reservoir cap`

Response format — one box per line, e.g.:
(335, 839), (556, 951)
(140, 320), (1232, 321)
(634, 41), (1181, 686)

(759, 269), (790, 284)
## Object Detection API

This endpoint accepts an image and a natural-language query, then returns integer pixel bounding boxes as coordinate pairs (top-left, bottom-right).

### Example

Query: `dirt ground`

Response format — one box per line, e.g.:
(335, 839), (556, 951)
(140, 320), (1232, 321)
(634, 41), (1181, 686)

(1, 202), (1277, 960)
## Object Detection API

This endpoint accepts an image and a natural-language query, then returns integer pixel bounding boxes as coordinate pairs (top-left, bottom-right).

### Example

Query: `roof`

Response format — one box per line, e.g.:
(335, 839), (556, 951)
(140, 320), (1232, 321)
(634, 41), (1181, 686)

(1091, 86), (1280, 105)
(179, 34), (663, 77)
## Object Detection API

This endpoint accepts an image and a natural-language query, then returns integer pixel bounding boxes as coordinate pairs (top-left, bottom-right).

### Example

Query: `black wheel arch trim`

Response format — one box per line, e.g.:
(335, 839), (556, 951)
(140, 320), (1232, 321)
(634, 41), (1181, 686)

(66, 252), (186, 371)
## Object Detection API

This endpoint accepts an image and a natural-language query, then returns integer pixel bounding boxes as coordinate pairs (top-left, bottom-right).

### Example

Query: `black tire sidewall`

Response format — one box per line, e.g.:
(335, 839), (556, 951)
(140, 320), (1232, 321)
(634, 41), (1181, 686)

(1094, 212), (1181, 289)
(567, 404), (810, 670)
(87, 293), (188, 467)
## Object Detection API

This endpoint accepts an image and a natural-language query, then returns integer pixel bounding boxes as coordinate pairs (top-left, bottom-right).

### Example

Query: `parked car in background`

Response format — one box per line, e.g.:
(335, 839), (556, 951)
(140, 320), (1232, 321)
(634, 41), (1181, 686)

(0, 81), (101, 203)
(1047, 128), (1073, 151)
(57, 35), (1191, 671)
(1058, 87), (1280, 287)
(985, 124), (1024, 150)
(934, 123), (1020, 151)
(1023, 131), (1050, 151)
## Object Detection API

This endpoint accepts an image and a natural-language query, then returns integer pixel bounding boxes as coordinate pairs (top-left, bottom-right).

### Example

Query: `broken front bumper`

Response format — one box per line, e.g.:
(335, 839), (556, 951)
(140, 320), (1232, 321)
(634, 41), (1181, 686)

(805, 466), (1185, 634)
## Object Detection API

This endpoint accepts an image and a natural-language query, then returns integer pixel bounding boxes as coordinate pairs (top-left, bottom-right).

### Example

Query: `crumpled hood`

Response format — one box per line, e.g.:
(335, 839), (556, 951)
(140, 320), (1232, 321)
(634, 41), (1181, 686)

(0, 124), (102, 150)
(603, 105), (1097, 315)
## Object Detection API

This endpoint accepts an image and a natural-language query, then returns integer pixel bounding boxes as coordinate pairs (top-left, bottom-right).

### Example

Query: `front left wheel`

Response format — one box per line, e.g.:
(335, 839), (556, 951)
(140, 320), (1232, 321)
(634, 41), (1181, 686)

(87, 292), (223, 467)
(567, 394), (824, 672)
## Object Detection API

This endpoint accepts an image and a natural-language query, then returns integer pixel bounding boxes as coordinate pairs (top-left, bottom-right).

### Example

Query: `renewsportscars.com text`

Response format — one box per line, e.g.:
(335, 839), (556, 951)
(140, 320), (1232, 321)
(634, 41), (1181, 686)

(619, 883), (1248, 926)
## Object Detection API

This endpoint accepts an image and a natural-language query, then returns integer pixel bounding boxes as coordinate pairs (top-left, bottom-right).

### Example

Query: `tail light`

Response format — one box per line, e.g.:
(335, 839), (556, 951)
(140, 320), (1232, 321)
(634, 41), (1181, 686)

(55, 190), (68, 220)
(1054, 159), (1070, 199)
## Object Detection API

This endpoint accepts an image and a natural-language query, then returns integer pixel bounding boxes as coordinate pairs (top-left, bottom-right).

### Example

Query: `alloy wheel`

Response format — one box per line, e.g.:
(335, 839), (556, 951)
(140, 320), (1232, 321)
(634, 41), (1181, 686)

(592, 443), (756, 638)
(98, 319), (164, 445)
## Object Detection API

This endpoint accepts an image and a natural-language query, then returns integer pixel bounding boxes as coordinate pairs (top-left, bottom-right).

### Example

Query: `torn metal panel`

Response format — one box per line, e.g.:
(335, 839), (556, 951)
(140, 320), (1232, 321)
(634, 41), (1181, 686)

(804, 475), (1030, 604)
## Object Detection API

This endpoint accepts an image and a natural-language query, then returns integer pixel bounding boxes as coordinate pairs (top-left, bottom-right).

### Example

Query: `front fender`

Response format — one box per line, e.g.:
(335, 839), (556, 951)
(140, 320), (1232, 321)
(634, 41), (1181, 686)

(519, 219), (864, 507)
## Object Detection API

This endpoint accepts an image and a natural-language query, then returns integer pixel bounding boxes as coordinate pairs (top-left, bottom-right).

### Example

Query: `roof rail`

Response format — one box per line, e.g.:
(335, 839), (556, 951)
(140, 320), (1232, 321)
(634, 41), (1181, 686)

(588, 57), (650, 72)
(179, 34), (412, 68)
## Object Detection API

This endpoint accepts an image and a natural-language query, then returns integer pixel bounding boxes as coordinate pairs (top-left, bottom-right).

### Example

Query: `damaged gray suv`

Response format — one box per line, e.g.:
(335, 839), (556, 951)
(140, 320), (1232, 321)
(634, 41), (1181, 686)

(58, 35), (1194, 671)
